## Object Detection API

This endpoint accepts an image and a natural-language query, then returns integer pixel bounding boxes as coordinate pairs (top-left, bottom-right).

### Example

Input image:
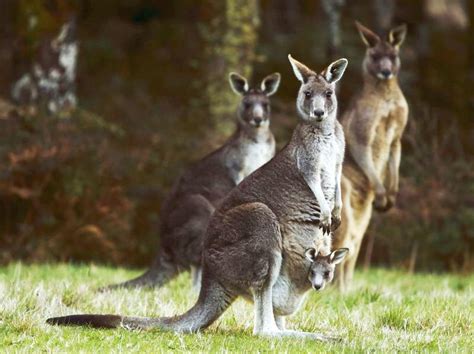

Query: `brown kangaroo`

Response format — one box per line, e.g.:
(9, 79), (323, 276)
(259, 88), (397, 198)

(333, 21), (409, 291)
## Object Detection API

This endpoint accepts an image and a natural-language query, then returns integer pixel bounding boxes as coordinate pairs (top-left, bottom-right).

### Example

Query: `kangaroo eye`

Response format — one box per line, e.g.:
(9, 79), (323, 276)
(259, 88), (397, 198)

(371, 54), (381, 61)
(304, 91), (312, 99)
(263, 103), (269, 110)
(325, 91), (333, 98)
(244, 102), (251, 110)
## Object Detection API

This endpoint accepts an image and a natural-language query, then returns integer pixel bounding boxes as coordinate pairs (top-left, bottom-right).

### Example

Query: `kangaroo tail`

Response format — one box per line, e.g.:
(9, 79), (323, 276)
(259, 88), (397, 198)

(100, 253), (178, 292)
(47, 278), (235, 333)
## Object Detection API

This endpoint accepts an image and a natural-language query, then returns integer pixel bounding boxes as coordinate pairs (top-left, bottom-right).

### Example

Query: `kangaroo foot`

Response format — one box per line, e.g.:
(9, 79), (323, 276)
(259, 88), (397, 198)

(257, 329), (339, 341)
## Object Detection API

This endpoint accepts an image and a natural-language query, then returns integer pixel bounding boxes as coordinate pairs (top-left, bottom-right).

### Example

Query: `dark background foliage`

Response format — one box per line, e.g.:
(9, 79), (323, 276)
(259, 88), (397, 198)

(0, 0), (472, 271)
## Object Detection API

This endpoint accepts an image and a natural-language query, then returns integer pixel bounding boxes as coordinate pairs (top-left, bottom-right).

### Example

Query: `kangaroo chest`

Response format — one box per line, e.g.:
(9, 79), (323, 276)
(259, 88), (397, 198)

(299, 134), (340, 208)
(371, 97), (407, 174)
(234, 138), (274, 184)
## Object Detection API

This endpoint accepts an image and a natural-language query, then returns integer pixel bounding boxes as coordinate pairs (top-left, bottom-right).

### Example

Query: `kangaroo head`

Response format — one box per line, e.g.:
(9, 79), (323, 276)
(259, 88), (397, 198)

(288, 55), (347, 125)
(229, 72), (281, 129)
(355, 21), (407, 81)
(32, 20), (77, 113)
(305, 247), (349, 291)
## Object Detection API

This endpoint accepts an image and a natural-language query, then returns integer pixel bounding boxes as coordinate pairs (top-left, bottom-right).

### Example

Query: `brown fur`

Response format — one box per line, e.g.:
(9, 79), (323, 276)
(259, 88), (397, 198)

(333, 22), (409, 290)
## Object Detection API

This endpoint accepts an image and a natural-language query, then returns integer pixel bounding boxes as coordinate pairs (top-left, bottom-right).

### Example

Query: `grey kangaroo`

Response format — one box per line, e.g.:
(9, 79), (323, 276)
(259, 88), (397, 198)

(305, 247), (348, 291)
(47, 55), (348, 340)
(104, 72), (281, 291)
(333, 21), (409, 290)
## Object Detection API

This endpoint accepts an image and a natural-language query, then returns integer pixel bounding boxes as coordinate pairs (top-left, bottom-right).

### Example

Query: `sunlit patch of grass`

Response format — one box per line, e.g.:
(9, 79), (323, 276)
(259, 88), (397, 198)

(0, 263), (473, 352)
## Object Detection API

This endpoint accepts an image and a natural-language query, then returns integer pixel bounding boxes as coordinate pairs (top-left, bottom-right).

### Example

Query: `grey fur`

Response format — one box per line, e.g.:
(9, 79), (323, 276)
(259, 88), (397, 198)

(47, 57), (347, 340)
(103, 73), (279, 291)
(305, 247), (348, 291)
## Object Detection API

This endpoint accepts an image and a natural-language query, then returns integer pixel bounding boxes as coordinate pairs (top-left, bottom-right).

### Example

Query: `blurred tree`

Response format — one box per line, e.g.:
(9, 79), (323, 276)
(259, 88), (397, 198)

(373, 0), (395, 31)
(197, 0), (260, 141)
(321, 0), (345, 58)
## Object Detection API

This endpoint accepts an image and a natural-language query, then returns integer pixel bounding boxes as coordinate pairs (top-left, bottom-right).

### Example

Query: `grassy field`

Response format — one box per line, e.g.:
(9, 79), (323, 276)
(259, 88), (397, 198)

(0, 264), (472, 352)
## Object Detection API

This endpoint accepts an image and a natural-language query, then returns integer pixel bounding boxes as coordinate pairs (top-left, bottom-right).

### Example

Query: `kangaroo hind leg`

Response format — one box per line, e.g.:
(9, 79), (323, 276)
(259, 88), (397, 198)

(252, 250), (282, 335)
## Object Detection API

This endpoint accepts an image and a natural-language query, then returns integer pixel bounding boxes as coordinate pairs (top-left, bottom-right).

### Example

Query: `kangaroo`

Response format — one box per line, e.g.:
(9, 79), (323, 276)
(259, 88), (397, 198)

(305, 247), (348, 291)
(47, 55), (348, 340)
(333, 21), (409, 291)
(103, 72), (280, 291)
(11, 20), (78, 114)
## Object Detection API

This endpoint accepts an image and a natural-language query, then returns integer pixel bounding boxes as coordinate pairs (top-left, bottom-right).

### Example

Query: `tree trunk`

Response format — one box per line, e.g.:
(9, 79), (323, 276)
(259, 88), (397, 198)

(197, 0), (260, 143)
(321, 0), (345, 59)
(373, 0), (395, 32)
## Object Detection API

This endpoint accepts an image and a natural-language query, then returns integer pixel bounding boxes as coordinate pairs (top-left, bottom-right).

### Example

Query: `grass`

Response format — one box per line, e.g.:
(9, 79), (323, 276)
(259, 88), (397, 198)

(0, 264), (473, 352)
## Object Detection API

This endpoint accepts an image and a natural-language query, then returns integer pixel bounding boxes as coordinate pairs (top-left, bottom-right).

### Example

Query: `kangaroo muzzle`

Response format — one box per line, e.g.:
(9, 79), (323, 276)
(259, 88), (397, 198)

(310, 97), (327, 121)
(377, 57), (393, 80)
(312, 273), (325, 291)
(252, 104), (265, 127)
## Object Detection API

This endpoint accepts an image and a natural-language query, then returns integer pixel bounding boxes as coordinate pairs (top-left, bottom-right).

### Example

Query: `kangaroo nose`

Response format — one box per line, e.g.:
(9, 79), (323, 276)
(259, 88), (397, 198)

(254, 117), (262, 125)
(313, 109), (325, 118)
(381, 69), (391, 78)
(313, 283), (322, 291)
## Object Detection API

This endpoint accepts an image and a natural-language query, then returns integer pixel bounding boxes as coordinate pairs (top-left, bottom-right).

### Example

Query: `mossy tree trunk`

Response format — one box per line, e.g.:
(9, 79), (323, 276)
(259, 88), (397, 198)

(197, 0), (260, 143)
(321, 0), (345, 59)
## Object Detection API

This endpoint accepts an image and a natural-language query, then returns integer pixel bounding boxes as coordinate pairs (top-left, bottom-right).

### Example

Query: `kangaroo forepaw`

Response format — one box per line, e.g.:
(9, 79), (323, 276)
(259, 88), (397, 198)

(330, 214), (341, 231)
(319, 223), (331, 235)
(319, 213), (332, 235)
(386, 193), (397, 209)
(373, 192), (389, 212)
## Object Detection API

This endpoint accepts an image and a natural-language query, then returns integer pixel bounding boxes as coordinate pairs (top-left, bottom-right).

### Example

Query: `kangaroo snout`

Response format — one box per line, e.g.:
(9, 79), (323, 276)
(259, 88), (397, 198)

(380, 69), (392, 79)
(313, 282), (324, 291)
(313, 109), (325, 118)
(253, 117), (263, 126)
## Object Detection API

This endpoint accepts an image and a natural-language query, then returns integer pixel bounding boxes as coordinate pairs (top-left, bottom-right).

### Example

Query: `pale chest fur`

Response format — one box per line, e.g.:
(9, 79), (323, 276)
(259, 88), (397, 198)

(371, 94), (408, 174)
(242, 138), (275, 179)
(297, 132), (343, 209)
(231, 137), (275, 184)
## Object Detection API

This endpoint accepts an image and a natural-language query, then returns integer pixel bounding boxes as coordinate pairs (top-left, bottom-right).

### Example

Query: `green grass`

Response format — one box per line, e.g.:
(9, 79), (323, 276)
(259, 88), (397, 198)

(0, 264), (473, 352)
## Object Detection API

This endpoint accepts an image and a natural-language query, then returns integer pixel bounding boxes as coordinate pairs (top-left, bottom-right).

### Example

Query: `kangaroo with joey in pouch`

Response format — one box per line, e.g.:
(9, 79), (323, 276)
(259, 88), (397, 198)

(48, 55), (348, 341)
(103, 72), (281, 291)
(333, 21), (409, 291)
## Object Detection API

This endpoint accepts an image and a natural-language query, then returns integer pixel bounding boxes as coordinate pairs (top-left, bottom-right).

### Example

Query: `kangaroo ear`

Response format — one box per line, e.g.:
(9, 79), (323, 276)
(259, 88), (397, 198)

(322, 58), (348, 84)
(355, 21), (380, 48)
(388, 24), (407, 48)
(52, 20), (76, 49)
(261, 73), (281, 96)
(329, 248), (349, 265)
(305, 248), (318, 262)
(229, 72), (249, 95)
(288, 55), (315, 84)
